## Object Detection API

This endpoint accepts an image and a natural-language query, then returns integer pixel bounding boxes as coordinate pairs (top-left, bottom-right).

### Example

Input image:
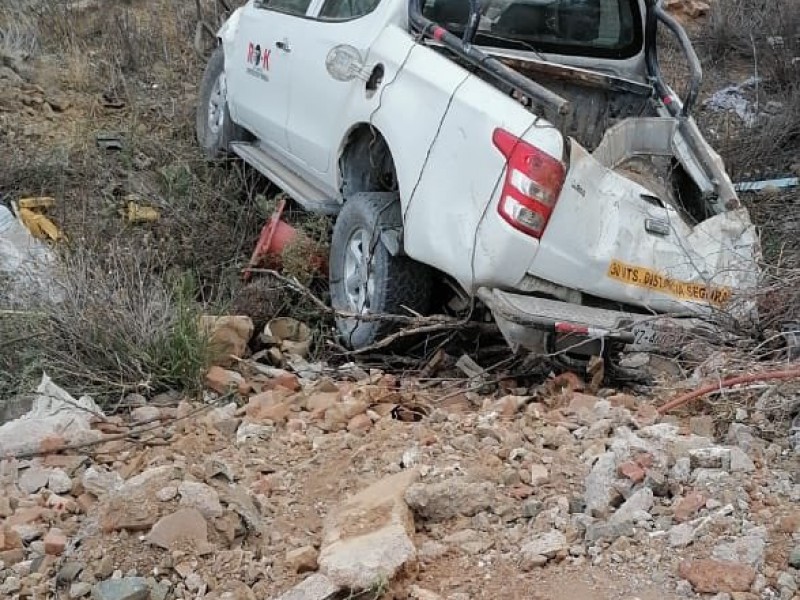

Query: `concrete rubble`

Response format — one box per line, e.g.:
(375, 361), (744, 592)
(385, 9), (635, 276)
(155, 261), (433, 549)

(0, 361), (799, 599)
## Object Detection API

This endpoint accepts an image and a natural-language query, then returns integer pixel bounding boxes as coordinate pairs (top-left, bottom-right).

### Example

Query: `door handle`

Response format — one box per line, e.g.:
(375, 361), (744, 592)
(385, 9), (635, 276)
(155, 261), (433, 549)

(275, 39), (291, 53)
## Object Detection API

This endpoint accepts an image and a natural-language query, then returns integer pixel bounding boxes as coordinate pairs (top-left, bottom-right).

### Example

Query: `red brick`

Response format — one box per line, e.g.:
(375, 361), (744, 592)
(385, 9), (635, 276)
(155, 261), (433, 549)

(44, 528), (67, 555)
(205, 366), (244, 394)
(679, 559), (755, 593)
(6, 507), (46, 526)
(347, 414), (372, 434)
(274, 372), (300, 392)
(76, 493), (96, 514)
(634, 452), (655, 469)
(39, 435), (65, 453)
(0, 548), (25, 565)
(778, 511), (800, 533)
(618, 461), (646, 483)
(0, 527), (22, 551)
(673, 491), (707, 523)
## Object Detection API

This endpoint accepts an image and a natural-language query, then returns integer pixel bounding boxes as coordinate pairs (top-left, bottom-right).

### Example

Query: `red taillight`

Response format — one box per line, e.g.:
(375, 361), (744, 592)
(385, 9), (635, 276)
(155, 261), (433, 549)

(492, 128), (566, 238)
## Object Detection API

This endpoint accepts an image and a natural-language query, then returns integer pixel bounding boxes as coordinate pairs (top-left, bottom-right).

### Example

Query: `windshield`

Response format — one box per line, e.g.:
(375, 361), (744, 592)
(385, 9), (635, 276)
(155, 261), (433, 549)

(422, 0), (643, 59)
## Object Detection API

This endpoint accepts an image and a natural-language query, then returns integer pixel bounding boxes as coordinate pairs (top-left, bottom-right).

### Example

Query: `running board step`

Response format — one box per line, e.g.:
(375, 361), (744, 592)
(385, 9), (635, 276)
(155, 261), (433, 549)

(230, 142), (340, 215)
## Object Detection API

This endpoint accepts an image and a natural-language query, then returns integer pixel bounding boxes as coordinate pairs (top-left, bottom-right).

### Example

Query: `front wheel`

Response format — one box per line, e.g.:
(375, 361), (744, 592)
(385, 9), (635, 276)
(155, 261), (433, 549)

(329, 192), (433, 349)
(196, 46), (246, 160)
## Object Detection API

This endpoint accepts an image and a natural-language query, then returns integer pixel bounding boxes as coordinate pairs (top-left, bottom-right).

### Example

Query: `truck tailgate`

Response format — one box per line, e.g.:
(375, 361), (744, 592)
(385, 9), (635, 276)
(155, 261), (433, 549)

(527, 141), (759, 315)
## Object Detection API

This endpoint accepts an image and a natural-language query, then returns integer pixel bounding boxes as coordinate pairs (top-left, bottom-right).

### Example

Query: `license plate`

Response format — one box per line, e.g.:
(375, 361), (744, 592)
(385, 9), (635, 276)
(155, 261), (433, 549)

(631, 321), (683, 350)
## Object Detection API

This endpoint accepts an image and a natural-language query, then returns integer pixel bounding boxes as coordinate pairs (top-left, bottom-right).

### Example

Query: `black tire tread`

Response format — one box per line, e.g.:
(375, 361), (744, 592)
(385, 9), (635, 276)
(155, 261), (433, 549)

(330, 192), (433, 348)
(196, 46), (245, 160)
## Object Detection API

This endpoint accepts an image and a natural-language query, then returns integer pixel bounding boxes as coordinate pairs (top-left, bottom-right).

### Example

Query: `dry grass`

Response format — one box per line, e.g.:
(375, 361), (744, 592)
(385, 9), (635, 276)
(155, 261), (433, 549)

(0, 0), (265, 402)
(687, 0), (800, 179)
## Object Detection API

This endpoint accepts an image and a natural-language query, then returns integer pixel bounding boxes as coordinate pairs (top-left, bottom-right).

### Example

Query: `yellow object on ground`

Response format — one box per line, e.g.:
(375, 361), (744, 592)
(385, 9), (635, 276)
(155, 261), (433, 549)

(17, 202), (64, 242)
(125, 201), (161, 223)
(19, 197), (56, 210)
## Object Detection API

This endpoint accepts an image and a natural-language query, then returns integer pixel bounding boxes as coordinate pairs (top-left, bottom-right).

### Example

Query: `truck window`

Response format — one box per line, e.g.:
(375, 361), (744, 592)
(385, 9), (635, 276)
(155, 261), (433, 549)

(422, 0), (642, 59)
(319, 0), (382, 19)
(260, 0), (313, 16)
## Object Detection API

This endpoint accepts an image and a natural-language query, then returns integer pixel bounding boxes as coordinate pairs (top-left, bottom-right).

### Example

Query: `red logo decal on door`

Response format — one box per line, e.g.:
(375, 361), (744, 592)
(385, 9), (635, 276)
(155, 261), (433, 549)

(246, 43), (271, 72)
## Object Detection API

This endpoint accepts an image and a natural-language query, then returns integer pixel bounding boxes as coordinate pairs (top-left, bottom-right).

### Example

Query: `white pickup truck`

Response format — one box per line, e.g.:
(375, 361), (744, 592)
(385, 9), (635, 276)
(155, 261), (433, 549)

(197, 0), (760, 362)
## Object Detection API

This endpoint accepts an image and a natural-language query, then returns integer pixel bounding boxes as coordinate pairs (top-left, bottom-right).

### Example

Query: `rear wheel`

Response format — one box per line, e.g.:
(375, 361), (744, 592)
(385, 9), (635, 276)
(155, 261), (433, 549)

(329, 192), (433, 349)
(196, 46), (246, 160)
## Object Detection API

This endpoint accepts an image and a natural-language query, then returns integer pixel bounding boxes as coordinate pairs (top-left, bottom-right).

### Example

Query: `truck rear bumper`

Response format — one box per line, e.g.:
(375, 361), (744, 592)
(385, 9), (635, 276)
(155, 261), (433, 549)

(478, 287), (710, 354)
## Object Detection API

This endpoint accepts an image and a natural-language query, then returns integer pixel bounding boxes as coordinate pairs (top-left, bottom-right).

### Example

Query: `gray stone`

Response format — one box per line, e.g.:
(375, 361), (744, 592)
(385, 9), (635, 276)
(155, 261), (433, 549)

(726, 423), (763, 454)
(404, 479), (494, 521)
(729, 447), (755, 473)
(48, 469), (73, 494)
(57, 561), (85, 584)
(131, 406), (161, 424)
(91, 577), (150, 600)
(19, 466), (51, 494)
(70, 582), (92, 598)
(584, 452), (618, 517)
(609, 488), (653, 526)
(584, 520), (635, 543)
(177, 481), (223, 519)
(521, 530), (567, 559)
(82, 467), (123, 497)
(670, 457), (692, 484)
(789, 546), (800, 569)
(155, 486), (178, 502)
(147, 508), (209, 550)
(645, 469), (669, 496)
(273, 574), (340, 600)
(669, 523), (696, 548)
(522, 498), (542, 519)
(149, 581), (170, 600)
(320, 470), (418, 590)
(689, 448), (731, 471)
(711, 531), (767, 568)
(777, 572), (797, 593)
(1, 576), (21, 595)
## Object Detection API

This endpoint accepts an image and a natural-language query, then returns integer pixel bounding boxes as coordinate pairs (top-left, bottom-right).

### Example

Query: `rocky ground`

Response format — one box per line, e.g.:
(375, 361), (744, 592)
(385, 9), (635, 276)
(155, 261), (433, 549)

(1, 317), (799, 600)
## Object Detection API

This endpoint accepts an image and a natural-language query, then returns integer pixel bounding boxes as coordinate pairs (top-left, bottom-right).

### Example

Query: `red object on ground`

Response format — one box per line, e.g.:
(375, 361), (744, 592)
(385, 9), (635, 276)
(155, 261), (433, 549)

(244, 198), (294, 281)
(243, 197), (327, 280)
(657, 366), (800, 414)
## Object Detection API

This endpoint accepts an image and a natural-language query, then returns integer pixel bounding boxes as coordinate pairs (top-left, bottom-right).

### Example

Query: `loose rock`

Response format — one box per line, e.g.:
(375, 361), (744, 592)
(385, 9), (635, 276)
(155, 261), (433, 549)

(405, 479), (494, 521)
(91, 577), (150, 600)
(679, 559), (756, 593)
(319, 470), (418, 590)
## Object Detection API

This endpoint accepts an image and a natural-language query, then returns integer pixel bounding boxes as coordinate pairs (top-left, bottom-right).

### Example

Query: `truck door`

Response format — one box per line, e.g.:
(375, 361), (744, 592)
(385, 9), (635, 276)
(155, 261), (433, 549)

(225, 0), (314, 154)
(280, 0), (386, 176)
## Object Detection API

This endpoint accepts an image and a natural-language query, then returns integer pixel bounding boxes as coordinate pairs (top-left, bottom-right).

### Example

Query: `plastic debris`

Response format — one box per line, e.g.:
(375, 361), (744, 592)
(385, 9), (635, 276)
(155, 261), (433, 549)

(125, 201), (161, 223)
(0, 204), (62, 303)
(17, 197), (64, 242)
(734, 177), (799, 193)
(703, 77), (760, 126)
(260, 317), (312, 359)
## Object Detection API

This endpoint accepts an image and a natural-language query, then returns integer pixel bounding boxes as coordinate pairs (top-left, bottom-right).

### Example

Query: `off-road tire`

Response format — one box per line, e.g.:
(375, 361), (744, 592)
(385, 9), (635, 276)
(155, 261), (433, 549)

(329, 192), (433, 349)
(196, 46), (246, 160)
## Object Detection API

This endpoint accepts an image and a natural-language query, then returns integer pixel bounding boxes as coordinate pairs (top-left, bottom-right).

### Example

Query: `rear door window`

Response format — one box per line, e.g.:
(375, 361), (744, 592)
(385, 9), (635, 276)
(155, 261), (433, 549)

(422, 0), (643, 59)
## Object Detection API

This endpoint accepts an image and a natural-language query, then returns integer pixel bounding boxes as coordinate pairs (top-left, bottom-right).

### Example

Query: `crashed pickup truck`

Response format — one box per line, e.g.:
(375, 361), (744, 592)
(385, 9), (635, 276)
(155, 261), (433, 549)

(197, 0), (760, 362)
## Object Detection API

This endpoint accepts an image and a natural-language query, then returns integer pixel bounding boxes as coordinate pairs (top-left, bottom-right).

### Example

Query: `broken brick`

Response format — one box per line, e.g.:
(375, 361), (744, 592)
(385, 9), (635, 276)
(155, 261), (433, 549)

(618, 461), (646, 483)
(673, 491), (707, 523)
(44, 528), (67, 555)
(205, 366), (245, 395)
